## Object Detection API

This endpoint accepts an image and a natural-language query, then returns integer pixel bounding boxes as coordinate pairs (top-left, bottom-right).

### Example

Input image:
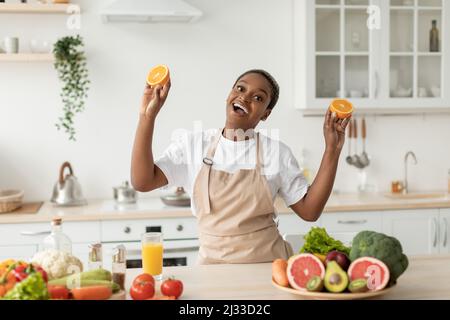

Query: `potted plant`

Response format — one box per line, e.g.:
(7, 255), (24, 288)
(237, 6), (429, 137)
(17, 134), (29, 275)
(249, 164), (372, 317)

(53, 35), (90, 141)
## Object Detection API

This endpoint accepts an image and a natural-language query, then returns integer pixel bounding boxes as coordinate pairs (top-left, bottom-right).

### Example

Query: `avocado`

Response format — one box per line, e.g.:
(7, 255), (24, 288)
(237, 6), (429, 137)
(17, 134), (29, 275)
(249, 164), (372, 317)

(324, 261), (349, 293)
(306, 276), (324, 292)
(348, 278), (369, 293)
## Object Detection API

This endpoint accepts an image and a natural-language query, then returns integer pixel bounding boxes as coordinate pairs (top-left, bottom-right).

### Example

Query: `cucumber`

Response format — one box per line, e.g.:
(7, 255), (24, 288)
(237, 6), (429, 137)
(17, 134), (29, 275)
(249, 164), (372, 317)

(48, 279), (120, 293)
(48, 269), (112, 287)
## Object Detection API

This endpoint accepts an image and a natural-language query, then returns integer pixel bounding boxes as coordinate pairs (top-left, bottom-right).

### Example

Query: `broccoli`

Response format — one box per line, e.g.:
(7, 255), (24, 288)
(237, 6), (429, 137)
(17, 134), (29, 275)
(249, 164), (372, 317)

(350, 231), (409, 285)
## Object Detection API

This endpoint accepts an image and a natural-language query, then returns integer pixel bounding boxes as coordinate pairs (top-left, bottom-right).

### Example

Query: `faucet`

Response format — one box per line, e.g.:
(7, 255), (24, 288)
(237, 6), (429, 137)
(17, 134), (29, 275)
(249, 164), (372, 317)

(403, 151), (418, 194)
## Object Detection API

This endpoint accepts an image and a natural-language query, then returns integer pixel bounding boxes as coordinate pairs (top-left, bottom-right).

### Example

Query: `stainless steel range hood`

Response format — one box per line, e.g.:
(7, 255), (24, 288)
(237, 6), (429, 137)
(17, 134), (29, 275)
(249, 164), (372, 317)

(101, 0), (203, 23)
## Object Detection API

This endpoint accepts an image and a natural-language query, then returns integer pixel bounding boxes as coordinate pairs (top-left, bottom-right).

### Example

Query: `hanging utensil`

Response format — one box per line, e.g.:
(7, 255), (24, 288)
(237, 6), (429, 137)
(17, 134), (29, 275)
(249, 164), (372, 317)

(351, 118), (363, 168)
(359, 117), (370, 167)
(346, 117), (354, 166)
(50, 162), (87, 206)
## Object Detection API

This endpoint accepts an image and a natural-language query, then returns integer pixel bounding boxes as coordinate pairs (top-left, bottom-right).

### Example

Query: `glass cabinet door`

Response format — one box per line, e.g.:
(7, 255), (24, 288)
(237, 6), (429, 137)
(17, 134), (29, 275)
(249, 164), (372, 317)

(315, 0), (371, 100)
(389, 0), (443, 99)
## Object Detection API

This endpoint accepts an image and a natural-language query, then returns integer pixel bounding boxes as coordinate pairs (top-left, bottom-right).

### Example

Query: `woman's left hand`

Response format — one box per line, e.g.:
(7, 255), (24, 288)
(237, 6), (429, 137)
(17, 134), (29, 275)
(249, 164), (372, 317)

(323, 110), (351, 153)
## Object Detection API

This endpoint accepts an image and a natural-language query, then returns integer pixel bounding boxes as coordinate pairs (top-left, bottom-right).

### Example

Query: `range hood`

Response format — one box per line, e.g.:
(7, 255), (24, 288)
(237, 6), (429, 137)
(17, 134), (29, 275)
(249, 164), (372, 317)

(101, 0), (203, 23)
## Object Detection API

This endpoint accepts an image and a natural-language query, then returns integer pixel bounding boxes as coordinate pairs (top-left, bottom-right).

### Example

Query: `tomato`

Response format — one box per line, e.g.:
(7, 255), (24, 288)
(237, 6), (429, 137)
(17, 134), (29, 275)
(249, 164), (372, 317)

(160, 278), (183, 299)
(48, 285), (70, 300)
(132, 273), (155, 287)
(130, 273), (155, 300)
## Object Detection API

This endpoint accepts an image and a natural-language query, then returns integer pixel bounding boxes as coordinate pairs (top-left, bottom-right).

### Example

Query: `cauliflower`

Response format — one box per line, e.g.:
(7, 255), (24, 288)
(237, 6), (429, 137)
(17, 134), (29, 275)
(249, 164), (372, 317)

(31, 249), (83, 280)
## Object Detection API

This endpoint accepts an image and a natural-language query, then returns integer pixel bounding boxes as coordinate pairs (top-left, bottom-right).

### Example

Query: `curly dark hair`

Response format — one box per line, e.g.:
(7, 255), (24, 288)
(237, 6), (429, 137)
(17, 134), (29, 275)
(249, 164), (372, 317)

(233, 69), (280, 110)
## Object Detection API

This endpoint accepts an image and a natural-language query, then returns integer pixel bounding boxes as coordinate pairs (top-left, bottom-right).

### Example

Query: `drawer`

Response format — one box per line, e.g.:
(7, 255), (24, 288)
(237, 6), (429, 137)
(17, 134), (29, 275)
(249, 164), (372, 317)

(101, 217), (198, 242)
(0, 221), (101, 246)
(320, 212), (383, 234)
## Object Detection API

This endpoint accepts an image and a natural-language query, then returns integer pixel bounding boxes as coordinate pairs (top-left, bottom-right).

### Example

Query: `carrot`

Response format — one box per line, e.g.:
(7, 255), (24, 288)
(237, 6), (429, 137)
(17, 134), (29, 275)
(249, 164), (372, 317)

(71, 285), (112, 300)
(272, 259), (289, 287)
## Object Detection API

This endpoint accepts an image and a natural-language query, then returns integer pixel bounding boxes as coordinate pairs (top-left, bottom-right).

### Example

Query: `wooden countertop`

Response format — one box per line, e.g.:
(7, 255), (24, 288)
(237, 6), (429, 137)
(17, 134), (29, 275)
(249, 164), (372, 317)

(1, 192), (450, 224)
(125, 255), (450, 300)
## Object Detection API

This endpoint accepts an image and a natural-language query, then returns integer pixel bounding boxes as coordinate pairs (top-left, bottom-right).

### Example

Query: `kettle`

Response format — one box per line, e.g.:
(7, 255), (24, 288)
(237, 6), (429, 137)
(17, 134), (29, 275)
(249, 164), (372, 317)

(51, 162), (87, 206)
(113, 181), (137, 204)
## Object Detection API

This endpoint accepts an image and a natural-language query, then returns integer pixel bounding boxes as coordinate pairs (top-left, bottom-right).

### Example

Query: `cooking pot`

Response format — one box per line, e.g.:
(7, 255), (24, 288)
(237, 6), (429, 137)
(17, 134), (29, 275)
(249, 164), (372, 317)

(113, 181), (137, 204)
(160, 187), (191, 207)
(50, 162), (87, 206)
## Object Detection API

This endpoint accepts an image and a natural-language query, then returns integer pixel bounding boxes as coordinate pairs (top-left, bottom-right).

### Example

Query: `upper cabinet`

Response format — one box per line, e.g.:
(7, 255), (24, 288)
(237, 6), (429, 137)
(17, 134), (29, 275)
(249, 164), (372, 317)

(294, 0), (450, 114)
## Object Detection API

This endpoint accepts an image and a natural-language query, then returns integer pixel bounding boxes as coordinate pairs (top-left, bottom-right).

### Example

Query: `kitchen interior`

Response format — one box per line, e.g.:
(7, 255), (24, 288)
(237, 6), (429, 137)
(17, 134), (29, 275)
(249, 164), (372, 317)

(0, 0), (450, 300)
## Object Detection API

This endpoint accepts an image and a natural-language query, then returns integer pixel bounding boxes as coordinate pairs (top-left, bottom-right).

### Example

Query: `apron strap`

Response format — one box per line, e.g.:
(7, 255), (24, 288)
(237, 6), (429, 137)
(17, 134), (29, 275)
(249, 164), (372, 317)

(200, 129), (223, 214)
(255, 133), (262, 173)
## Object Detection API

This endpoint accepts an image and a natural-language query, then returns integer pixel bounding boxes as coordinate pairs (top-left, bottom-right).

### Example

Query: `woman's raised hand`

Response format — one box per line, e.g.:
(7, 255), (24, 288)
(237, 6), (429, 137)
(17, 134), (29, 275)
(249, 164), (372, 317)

(140, 79), (171, 120)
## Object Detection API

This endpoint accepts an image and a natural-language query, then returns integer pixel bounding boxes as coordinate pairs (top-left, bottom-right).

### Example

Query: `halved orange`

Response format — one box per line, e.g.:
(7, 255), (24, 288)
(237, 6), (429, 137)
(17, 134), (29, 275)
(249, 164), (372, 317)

(146, 64), (170, 87)
(329, 99), (353, 119)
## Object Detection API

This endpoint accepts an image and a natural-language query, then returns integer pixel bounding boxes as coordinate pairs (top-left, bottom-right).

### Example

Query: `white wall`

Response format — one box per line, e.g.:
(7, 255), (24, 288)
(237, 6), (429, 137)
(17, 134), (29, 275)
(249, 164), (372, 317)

(1, 0), (449, 202)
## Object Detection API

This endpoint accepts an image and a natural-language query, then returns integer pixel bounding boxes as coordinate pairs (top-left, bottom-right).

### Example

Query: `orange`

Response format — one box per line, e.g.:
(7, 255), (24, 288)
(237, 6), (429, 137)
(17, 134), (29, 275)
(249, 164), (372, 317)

(146, 64), (170, 87)
(329, 99), (353, 119)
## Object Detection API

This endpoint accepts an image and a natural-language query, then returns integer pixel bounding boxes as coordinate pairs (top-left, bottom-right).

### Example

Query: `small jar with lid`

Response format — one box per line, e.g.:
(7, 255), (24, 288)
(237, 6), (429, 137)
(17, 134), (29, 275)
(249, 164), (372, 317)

(88, 243), (103, 270)
(112, 245), (126, 291)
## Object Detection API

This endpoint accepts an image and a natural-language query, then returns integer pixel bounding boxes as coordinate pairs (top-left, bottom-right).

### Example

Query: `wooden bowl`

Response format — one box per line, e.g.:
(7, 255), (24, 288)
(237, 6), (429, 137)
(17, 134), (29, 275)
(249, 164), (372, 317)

(271, 279), (395, 300)
(0, 189), (24, 213)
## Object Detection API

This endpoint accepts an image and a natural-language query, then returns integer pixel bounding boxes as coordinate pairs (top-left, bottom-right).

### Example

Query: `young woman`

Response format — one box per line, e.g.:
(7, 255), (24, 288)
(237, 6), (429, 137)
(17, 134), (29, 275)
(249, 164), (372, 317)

(131, 69), (350, 265)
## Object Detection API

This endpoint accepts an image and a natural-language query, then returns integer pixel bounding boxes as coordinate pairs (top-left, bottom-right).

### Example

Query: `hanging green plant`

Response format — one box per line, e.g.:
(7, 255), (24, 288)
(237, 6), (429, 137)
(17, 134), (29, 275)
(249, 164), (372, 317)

(53, 35), (90, 141)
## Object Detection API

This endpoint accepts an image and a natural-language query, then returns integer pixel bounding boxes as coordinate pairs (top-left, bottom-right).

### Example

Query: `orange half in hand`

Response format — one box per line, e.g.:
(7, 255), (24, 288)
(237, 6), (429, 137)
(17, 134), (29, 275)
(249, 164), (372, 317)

(147, 65), (170, 87)
(329, 99), (353, 119)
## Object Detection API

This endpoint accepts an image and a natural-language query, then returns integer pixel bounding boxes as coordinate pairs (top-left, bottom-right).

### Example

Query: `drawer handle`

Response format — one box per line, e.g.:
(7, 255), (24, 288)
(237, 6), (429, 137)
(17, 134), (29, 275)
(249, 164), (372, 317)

(433, 218), (438, 248)
(443, 218), (448, 248)
(20, 231), (51, 236)
(337, 220), (367, 225)
(176, 225), (183, 232)
(124, 227), (131, 234)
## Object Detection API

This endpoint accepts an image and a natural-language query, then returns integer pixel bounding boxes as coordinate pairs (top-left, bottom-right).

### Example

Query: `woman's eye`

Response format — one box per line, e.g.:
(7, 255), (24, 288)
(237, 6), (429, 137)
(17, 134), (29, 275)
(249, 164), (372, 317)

(254, 96), (263, 102)
(236, 85), (244, 92)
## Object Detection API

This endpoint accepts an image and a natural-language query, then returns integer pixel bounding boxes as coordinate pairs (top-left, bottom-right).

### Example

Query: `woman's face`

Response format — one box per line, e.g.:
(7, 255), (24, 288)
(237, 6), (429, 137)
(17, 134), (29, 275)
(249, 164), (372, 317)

(225, 73), (273, 131)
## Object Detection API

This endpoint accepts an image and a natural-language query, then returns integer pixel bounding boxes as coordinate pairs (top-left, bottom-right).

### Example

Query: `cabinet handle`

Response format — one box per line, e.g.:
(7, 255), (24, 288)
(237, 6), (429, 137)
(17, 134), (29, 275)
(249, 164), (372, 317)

(374, 71), (380, 98)
(176, 225), (184, 232)
(337, 220), (367, 225)
(433, 218), (438, 248)
(20, 231), (51, 236)
(443, 218), (448, 248)
(124, 227), (131, 234)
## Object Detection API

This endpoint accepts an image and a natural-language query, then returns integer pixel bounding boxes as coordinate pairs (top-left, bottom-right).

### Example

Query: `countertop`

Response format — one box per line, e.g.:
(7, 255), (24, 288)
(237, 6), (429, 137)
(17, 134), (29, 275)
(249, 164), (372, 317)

(1, 192), (450, 224)
(125, 255), (450, 300)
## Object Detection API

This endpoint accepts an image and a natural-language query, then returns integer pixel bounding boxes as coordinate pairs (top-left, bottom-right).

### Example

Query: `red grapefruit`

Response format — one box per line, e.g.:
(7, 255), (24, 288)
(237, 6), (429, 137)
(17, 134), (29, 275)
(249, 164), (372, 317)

(348, 257), (390, 291)
(287, 254), (325, 291)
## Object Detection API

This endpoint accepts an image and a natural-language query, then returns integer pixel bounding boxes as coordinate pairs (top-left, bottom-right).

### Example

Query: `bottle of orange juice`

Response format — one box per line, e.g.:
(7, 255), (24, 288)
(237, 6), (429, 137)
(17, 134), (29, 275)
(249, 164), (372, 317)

(147, 65), (170, 87)
(329, 99), (353, 119)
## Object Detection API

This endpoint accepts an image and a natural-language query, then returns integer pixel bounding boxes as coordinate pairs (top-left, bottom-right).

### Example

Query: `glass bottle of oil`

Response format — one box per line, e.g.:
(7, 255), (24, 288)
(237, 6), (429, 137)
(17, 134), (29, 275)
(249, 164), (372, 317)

(430, 20), (440, 52)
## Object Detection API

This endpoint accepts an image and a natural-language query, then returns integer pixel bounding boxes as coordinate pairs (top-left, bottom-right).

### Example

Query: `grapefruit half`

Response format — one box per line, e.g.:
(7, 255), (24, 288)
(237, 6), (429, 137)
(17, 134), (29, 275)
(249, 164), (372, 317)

(287, 254), (325, 291)
(348, 257), (390, 291)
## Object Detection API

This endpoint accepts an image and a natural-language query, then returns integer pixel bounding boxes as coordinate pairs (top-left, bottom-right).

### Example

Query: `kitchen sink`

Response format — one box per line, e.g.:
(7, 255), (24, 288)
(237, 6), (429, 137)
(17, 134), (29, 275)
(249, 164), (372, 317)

(384, 192), (448, 200)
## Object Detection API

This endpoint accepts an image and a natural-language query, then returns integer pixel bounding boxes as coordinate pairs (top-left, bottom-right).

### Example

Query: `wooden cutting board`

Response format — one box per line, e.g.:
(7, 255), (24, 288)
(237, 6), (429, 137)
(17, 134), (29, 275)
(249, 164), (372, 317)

(0, 202), (43, 214)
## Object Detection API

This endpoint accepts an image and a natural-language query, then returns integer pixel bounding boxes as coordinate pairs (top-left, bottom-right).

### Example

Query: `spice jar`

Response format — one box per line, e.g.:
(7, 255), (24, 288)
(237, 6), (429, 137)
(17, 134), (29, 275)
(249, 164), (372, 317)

(88, 243), (103, 270)
(112, 245), (126, 291)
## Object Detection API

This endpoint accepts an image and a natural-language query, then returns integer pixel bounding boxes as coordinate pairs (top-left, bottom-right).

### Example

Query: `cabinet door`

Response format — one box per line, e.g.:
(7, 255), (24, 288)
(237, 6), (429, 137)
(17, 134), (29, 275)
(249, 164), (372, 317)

(439, 209), (450, 254)
(0, 245), (38, 261)
(382, 210), (440, 255)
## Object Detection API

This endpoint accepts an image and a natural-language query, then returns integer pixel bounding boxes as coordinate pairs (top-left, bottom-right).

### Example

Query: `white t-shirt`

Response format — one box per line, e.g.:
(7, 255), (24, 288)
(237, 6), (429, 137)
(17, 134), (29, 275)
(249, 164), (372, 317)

(155, 129), (309, 216)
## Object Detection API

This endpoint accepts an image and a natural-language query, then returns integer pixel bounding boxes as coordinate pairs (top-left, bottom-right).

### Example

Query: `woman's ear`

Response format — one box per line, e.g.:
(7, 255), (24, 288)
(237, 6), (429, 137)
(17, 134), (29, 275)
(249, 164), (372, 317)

(261, 109), (272, 121)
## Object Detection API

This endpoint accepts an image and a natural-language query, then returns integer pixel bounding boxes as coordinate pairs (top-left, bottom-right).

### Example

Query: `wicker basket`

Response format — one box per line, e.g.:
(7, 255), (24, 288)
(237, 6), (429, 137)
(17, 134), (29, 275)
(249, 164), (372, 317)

(0, 189), (24, 213)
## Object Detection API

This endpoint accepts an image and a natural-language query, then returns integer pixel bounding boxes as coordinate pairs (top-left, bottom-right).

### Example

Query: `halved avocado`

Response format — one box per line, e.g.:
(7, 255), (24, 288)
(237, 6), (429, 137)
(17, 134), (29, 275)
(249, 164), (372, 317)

(324, 261), (349, 293)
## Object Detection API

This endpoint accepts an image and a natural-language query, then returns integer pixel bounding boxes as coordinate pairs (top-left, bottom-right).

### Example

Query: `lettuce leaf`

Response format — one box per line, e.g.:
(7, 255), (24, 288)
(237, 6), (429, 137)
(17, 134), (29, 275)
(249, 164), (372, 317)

(2, 272), (49, 300)
(300, 227), (351, 256)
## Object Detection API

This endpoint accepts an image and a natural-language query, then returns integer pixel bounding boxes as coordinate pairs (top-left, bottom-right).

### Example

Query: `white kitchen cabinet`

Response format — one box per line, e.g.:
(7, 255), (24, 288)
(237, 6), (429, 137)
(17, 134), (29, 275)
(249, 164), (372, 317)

(439, 208), (450, 254)
(382, 209), (440, 255)
(0, 245), (38, 262)
(294, 0), (450, 113)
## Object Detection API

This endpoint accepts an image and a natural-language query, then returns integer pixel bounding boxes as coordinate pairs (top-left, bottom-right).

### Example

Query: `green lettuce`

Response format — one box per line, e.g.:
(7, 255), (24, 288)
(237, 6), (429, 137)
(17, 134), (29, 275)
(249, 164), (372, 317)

(300, 227), (351, 256)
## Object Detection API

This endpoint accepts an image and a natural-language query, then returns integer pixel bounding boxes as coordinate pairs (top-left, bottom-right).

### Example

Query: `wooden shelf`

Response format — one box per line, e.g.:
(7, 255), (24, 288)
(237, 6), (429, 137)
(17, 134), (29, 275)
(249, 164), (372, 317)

(0, 3), (77, 14)
(0, 53), (54, 62)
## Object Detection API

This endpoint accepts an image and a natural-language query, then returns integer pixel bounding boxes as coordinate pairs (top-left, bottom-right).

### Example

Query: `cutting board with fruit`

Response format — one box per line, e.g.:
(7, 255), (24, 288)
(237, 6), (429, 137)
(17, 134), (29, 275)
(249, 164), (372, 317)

(271, 228), (408, 300)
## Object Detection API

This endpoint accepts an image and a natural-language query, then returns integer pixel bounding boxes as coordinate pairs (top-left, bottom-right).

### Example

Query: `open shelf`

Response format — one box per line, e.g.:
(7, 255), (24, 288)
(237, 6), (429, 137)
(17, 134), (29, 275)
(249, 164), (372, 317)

(0, 3), (76, 14)
(0, 53), (54, 62)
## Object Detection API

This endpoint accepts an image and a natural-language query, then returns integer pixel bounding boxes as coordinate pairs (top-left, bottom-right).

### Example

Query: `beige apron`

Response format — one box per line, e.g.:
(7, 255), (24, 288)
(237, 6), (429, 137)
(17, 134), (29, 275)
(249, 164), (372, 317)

(192, 129), (294, 265)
